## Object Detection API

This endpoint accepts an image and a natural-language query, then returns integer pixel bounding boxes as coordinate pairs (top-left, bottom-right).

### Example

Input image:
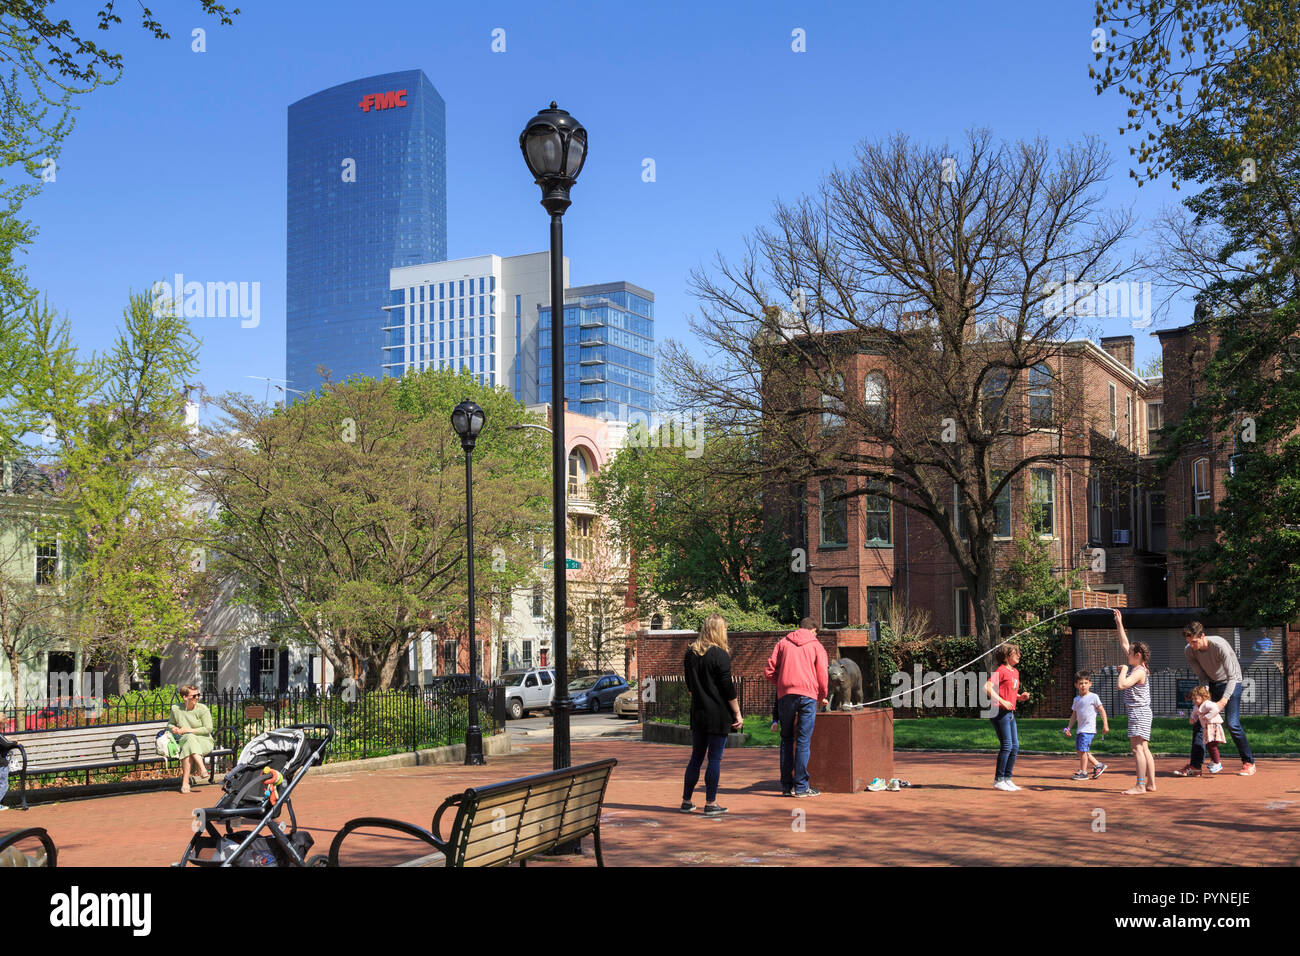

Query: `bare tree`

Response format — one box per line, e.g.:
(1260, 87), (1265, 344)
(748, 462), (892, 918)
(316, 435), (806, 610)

(663, 130), (1143, 649)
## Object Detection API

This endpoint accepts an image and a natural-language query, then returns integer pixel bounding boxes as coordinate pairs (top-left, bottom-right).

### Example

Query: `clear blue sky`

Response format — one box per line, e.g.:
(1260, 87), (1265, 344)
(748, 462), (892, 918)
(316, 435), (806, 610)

(21, 0), (1184, 408)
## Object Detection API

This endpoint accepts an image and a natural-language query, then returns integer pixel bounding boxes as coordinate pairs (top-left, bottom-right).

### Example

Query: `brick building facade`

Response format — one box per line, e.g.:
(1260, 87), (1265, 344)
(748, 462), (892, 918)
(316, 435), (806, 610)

(781, 333), (1164, 637)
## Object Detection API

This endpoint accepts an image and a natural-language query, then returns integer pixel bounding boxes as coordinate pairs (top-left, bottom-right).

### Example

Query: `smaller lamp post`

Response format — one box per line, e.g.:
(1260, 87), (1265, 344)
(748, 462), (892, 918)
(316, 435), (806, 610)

(451, 398), (487, 765)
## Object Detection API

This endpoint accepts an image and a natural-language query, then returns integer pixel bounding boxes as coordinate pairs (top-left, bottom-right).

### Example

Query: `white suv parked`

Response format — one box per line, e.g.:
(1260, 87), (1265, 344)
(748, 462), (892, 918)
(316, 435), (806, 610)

(501, 668), (555, 719)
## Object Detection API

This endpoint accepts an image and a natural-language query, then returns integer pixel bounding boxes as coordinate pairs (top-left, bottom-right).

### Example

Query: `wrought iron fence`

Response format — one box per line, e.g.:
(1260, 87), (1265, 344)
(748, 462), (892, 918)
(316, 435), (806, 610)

(641, 676), (778, 725)
(1, 683), (507, 764)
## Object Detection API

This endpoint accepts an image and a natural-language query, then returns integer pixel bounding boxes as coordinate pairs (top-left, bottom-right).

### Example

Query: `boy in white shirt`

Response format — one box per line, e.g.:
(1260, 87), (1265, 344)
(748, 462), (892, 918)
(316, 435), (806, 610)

(1065, 671), (1110, 780)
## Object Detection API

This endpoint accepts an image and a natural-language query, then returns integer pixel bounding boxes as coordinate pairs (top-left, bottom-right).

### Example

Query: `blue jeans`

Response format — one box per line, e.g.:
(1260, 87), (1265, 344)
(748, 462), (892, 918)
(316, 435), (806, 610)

(990, 709), (1019, 779)
(1191, 681), (1254, 767)
(682, 727), (727, 803)
(778, 695), (817, 793)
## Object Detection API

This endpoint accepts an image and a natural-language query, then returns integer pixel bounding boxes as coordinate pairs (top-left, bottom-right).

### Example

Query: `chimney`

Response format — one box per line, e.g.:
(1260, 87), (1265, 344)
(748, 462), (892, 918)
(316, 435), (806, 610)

(1100, 335), (1135, 371)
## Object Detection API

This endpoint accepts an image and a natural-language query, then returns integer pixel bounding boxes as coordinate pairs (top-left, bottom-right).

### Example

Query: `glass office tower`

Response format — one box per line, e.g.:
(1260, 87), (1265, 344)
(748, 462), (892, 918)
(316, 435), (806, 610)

(538, 282), (655, 421)
(287, 70), (446, 393)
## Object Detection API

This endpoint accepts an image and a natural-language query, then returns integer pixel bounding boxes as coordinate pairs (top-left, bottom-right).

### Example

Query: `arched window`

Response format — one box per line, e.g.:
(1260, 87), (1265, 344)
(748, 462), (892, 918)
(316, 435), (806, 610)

(650, 614), (664, 630)
(864, 372), (889, 427)
(1028, 363), (1053, 427)
(568, 447), (593, 499)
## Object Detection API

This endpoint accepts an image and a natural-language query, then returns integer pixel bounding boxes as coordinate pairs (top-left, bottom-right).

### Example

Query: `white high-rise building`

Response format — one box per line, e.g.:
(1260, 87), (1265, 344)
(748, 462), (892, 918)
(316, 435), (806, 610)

(384, 252), (567, 402)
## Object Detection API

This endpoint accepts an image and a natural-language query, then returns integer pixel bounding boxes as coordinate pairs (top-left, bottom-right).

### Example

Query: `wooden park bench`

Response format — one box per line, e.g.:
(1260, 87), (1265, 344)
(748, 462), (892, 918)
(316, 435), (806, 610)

(5, 719), (238, 810)
(326, 757), (617, 867)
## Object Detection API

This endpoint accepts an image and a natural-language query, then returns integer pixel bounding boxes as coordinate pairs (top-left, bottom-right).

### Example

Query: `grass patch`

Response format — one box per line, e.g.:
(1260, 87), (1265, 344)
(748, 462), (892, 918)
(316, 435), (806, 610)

(650, 714), (1299, 754)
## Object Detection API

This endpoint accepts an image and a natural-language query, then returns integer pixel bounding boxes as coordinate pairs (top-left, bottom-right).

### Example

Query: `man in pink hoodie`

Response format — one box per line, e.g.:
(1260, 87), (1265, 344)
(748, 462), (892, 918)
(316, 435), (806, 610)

(765, 618), (829, 796)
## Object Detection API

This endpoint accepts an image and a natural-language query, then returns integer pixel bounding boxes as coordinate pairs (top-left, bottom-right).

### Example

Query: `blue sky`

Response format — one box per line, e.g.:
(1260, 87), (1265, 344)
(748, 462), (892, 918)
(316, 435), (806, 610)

(21, 0), (1184, 408)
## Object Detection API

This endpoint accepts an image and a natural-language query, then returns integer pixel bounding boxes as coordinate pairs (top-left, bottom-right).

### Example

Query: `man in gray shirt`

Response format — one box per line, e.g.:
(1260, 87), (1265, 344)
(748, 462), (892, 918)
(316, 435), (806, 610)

(1176, 621), (1256, 777)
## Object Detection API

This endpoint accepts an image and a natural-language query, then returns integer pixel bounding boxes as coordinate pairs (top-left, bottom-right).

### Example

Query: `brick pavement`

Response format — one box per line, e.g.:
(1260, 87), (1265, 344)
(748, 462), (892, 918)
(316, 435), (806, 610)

(7, 739), (1299, 866)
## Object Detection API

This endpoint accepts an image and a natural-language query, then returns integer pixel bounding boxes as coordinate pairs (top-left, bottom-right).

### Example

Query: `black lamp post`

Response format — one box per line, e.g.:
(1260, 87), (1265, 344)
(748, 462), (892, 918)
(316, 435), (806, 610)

(451, 398), (487, 766)
(520, 102), (587, 772)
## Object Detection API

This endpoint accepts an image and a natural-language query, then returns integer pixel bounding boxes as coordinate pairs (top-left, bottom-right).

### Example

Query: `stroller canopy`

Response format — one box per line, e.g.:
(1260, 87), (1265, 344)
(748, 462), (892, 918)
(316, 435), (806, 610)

(236, 728), (309, 772)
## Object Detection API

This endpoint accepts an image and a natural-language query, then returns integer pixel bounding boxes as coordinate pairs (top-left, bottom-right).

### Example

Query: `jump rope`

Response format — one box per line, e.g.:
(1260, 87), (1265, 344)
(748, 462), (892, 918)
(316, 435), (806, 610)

(852, 607), (1077, 709)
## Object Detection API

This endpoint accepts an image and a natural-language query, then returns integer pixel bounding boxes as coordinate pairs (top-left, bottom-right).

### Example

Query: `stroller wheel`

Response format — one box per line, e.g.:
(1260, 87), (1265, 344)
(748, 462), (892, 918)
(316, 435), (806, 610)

(306, 853), (331, 867)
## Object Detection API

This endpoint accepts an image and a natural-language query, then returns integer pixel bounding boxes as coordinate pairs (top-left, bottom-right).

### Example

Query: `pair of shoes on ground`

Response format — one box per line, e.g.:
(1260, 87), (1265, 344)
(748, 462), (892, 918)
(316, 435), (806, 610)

(866, 777), (904, 792)
(680, 801), (728, 816)
(993, 779), (1022, 791)
(1072, 763), (1108, 781)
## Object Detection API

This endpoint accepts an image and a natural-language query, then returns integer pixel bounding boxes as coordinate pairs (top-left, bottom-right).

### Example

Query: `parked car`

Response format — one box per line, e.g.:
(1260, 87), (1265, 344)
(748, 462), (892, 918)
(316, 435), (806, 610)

(500, 668), (554, 719)
(613, 686), (640, 719)
(569, 674), (630, 713)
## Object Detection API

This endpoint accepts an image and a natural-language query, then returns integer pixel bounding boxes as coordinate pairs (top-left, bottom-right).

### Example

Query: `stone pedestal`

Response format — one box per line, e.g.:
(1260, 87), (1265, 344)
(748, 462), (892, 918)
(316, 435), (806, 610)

(806, 707), (894, 793)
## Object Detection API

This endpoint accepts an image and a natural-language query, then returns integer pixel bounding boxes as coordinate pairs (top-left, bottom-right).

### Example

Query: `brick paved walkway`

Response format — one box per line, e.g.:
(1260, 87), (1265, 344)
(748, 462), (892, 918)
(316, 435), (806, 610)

(8, 739), (1299, 866)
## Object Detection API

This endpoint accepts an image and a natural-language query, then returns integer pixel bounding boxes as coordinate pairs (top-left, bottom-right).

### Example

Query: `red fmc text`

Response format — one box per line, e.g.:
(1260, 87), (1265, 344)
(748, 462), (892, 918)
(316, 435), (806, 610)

(358, 89), (408, 111)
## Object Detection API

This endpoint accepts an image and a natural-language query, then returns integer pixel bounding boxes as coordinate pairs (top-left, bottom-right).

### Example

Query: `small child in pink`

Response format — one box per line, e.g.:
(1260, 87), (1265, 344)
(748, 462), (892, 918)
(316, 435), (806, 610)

(1189, 685), (1226, 773)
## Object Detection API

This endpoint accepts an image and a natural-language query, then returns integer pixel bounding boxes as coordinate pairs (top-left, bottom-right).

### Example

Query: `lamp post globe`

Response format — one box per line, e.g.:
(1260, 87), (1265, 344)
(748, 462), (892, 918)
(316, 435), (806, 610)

(519, 102), (587, 215)
(451, 398), (487, 765)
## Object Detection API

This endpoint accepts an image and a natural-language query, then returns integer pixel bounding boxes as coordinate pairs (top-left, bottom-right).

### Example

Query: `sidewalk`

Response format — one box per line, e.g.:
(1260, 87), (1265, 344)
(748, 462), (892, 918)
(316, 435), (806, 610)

(10, 738), (1300, 866)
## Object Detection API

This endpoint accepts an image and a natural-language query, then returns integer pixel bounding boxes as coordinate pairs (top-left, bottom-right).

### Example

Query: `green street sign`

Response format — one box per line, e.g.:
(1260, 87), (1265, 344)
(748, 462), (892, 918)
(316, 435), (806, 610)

(542, 559), (582, 569)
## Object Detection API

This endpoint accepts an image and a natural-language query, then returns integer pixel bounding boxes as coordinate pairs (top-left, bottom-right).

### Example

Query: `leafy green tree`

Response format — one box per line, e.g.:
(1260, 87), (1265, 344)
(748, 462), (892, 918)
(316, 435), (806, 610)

(995, 512), (1081, 637)
(22, 291), (205, 692)
(592, 423), (795, 620)
(179, 370), (550, 691)
(1098, 3), (1300, 623)
(1092, 0), (1300, 188)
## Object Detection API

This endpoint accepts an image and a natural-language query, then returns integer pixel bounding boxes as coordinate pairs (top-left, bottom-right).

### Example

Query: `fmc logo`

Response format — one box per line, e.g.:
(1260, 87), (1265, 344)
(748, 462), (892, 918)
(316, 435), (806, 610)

(358, 89), (408, 111)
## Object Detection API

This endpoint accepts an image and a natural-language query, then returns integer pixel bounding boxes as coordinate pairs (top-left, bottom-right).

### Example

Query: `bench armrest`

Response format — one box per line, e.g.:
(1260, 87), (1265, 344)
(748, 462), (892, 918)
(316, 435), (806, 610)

(430, 793), (464, 844)
(7, 741), (27, 774)
(0, 826), (57, 867)
(328, 817), (447, 867)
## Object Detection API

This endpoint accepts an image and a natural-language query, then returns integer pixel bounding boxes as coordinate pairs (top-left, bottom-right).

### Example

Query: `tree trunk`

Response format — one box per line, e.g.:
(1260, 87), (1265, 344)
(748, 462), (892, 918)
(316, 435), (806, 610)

(115, 649), (131, 695)
(8, 653), (22, 713)
(971, 563), (1001, 653)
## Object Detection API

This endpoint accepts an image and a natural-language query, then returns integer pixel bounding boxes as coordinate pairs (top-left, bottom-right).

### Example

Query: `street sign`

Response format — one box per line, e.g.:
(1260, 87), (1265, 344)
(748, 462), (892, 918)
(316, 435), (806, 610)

(543, 559), (582, 569)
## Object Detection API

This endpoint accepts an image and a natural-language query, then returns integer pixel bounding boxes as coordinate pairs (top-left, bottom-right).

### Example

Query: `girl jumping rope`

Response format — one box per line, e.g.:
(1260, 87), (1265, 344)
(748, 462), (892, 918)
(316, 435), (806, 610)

(1112, 608), (1156, 794)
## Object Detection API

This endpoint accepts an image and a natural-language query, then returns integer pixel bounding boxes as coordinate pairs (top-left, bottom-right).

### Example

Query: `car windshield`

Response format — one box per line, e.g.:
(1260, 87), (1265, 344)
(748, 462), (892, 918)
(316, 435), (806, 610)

(500, 672), (528, 687)
(568, 676), (599, 691)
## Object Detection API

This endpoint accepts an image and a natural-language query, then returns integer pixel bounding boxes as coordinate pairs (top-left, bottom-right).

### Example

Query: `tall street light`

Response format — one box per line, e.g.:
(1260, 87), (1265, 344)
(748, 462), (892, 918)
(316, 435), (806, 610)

(451, 398), (487, 765)
(520, 101), (587, 771)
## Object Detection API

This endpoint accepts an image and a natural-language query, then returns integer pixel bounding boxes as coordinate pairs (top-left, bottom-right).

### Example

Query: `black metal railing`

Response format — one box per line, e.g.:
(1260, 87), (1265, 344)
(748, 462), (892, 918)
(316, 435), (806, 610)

(0, 683), (507, 764)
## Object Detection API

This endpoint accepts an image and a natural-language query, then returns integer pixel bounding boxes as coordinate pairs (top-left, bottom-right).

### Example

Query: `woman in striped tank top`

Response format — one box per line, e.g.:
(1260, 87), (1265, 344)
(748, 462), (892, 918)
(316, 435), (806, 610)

(1113, 608), (1156, 794)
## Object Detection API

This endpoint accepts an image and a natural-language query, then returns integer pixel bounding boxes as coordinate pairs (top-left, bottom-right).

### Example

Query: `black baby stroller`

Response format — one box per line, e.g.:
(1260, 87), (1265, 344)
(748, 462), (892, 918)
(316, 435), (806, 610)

(177, 723), (332, 867)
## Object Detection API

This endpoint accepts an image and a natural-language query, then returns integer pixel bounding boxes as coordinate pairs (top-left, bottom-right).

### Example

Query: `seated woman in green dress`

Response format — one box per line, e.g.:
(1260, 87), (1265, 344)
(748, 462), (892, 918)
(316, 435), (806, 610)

(169, 684), (215, 794)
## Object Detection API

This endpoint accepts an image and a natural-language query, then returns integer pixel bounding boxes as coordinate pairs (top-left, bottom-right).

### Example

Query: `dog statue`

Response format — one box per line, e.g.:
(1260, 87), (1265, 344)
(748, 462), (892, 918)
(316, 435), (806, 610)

(826, 657), (865, 711)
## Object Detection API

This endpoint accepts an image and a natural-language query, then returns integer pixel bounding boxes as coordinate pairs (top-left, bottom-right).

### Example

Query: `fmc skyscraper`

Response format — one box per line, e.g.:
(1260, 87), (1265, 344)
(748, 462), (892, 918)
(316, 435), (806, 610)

(287, 70), (447, 392)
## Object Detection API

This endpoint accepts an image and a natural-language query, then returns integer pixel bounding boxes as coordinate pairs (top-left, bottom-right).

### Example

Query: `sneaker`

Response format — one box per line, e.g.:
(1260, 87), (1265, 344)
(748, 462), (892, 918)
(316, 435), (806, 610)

(679, 802), (694, 813)
(1207, 762), (1223, 774)
(1238, 763), (1256, 776)
(703, 804), (728, 816)
(886, 778), (901, 791)
(1173, 765), (1201, 777)
(866, 778), (887, 792)
(781, 788), (793, 797)
(1071, 771), (1090, 781)
(793, 787), (821, 797)
(1093, 763), (1107, 779)
(993, 780), (1015, 791)
(1004, 780), (1022, 791)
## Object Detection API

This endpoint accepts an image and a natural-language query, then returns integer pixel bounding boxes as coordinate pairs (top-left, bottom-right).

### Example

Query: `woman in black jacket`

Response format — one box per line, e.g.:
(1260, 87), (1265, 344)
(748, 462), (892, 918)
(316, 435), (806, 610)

(680, 613), (743, 816)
